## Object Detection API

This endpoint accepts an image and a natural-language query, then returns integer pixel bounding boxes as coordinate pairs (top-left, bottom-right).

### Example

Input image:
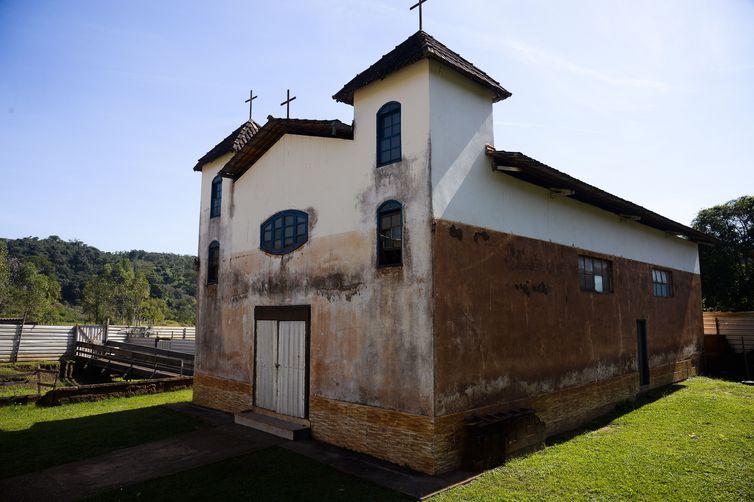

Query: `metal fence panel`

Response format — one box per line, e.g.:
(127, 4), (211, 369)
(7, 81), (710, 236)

(16, 325), (75, 361)
(0, 325), (19, 362)
(125, 337), (195, 355)
(0, 324), (196, 362)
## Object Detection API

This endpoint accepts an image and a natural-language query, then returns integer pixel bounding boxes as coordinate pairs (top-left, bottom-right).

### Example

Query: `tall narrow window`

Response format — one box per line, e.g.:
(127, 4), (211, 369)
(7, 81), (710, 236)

(578, 255), (613, 293)
(377, 102), (401, 166)
(652, 269), (673, 297)
(210, 175), (222, 218)
(207, 241), (219, 284)
(377, 200), (402, 266)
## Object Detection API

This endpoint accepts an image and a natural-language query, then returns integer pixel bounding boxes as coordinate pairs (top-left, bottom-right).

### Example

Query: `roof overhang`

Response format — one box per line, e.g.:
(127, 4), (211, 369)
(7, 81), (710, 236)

(193, 120), (261, 171)
(219, 117), (354, 180)
(488, 149), (716, 245)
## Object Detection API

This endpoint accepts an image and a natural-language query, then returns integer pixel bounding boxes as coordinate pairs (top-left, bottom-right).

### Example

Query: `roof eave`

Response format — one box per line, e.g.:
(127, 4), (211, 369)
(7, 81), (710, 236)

(489, 150), (716, 245)
(219, 118), (354, 180)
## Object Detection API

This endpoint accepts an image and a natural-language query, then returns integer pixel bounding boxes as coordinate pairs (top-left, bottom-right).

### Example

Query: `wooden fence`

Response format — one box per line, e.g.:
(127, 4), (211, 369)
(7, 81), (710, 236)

(0, 323), (195, 363)
(702, 311), (754, 378)
(703, 312), (754, 353)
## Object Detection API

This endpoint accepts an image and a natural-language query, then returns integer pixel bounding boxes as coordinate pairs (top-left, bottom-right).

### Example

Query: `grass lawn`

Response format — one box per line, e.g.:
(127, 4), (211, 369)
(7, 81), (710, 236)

(432, 377), (754, 501)
(0, 389), (203, 479)
(90, 378), (753, 501)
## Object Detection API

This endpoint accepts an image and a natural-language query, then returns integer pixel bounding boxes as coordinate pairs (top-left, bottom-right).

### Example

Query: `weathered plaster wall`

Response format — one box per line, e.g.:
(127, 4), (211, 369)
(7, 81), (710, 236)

(427, 61), (699, 274)
(431, 219), (703, 417)
(196, 60), (436, 416)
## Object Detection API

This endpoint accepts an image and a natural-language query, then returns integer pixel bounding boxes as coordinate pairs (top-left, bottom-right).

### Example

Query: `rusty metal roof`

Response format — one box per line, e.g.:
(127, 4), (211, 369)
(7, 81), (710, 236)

(490, 150), (715, 244)
(333, 31), (511, 105)
(193, 120), (261, 171)
(219, 117), (354, 180)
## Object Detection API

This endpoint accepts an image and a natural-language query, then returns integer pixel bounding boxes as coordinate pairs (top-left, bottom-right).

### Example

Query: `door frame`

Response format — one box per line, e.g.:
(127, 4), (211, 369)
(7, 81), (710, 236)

(253, 305), (311, 419)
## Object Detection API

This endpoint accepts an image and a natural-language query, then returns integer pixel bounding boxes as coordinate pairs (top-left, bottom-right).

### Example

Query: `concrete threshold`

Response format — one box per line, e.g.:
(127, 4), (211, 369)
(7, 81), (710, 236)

(234, 410), (311, 440)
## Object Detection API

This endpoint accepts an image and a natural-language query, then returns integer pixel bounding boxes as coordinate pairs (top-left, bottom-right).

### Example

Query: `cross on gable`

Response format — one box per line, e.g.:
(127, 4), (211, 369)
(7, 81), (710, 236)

(410, 0), (429, 31)
(280, 89), (297, 119)
(245, 89), (257, 121)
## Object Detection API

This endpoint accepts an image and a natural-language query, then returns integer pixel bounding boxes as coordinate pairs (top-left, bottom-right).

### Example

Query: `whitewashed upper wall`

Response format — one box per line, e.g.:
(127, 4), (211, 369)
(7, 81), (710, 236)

(428, 61), (700, 274)
(198, 154), (234, 273)
(231, 60), (433, 251)
(197, 61), (438, 414)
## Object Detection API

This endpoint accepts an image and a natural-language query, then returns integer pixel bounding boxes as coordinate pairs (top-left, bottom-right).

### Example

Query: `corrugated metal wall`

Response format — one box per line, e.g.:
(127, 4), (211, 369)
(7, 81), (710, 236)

(16, 325), (76, 361)
(124, 337), (195, 355)
(0, 324), (196, 362)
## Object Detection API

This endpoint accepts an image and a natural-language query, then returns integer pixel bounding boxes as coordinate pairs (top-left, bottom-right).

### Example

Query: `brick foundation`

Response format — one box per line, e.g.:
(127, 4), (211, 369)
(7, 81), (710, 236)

(432, 358), (697, 473)
(192, 372), (252, 412)
(309, 395), (436, 473)
(196, 360), (695, 474)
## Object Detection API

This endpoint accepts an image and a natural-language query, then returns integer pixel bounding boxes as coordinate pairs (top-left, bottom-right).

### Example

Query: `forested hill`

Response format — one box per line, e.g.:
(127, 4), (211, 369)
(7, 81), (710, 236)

(1, 236), (197, 325)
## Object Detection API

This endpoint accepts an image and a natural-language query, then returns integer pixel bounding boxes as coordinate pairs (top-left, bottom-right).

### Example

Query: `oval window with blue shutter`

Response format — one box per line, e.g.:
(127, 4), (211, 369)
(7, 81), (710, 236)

(260, 210), (309, 255)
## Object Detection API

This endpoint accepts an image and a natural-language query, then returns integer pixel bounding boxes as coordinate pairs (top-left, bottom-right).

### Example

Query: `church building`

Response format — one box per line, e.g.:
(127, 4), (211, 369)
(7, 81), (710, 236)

(191, 30), (711, 474)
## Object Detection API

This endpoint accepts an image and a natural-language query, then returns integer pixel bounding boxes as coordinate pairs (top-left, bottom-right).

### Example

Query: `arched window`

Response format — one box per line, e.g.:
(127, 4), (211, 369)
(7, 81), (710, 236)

(377, 102), (401, 166)
(210, 175), (222, 218)
(377, 200), (402, 266)
(207, 241), (220, 284)
(260, 210), (308, 255)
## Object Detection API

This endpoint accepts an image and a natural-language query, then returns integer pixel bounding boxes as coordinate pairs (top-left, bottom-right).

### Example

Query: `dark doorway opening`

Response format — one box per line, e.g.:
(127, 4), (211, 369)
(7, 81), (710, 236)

(637, 319), (649, 386)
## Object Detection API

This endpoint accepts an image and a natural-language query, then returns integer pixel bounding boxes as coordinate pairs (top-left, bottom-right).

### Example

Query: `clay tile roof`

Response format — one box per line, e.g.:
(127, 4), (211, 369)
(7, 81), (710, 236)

(219, 116), (354, 180)
(193, 120), (262, 171)
(333, 31), (512, 105)
(489, 150), (716, 244)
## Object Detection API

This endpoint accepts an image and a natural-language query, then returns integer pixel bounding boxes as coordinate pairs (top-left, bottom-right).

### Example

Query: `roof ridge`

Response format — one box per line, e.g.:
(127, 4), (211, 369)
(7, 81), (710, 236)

(333, 31), (511, 105)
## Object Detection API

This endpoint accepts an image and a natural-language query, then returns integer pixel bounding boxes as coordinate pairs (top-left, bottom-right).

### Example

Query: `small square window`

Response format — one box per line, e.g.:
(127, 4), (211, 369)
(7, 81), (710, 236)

(652, 269), (673, 297)
(578, 255), (612, 294)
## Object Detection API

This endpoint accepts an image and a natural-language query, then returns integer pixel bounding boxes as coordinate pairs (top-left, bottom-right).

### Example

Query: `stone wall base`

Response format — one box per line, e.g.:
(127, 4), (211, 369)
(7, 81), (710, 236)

(309, 359), (696, 475)
(434, 358), (697, 473)
(193, 372), (252, 413)
(309, 395), (436, 473)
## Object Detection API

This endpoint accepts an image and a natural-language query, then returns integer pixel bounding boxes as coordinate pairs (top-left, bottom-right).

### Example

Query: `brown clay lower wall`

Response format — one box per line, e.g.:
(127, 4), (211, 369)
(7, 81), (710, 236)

(432, 220), (703, 416)
(309, 395), (436, 473)
(308, 358), (696, 475)
(433, 358), (696, 473)
(193, 372), (252, 412)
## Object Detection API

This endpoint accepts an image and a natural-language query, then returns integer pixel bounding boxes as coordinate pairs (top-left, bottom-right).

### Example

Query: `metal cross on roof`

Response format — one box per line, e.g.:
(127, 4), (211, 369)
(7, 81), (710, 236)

(245, 89), (257, 121)
(280, 89), (297, 119)
(410, 0), (429, 31)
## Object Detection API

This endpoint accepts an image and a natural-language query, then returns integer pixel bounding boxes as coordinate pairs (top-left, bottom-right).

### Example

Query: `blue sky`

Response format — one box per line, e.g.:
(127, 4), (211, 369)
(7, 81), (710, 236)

(1, 0), (752, 255)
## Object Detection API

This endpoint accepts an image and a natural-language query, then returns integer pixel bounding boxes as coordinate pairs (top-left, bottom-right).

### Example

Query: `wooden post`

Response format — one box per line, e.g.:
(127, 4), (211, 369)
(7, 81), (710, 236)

(10, 319), (24, 363)
(715, 316), (720, 336)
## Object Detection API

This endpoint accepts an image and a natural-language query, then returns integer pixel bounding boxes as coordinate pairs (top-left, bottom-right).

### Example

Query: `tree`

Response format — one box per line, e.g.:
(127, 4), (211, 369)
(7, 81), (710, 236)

(12, 262), (61, 324)
(692, 195), (754, 311)
(82, 263), (117, 324)
(113, 260), (150, 324)
(139, 297), (167, 326)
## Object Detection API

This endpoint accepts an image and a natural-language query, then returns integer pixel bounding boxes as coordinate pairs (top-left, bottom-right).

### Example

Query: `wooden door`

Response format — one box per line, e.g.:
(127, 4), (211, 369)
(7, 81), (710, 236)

(255, 320), (277, 411)
(254, 312), (308, 419)
(276, 321), (306, 418)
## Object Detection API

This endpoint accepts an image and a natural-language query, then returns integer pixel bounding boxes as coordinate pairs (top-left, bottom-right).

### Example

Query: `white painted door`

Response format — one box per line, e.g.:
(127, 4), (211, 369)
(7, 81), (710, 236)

(255, 320), (307, 418)
(255, 320), (277, 412)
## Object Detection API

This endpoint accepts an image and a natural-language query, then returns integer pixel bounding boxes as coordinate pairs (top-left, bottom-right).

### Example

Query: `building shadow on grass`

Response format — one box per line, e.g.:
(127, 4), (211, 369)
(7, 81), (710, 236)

(0, 404), (204, 480)
(546, 383), (686, 446)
